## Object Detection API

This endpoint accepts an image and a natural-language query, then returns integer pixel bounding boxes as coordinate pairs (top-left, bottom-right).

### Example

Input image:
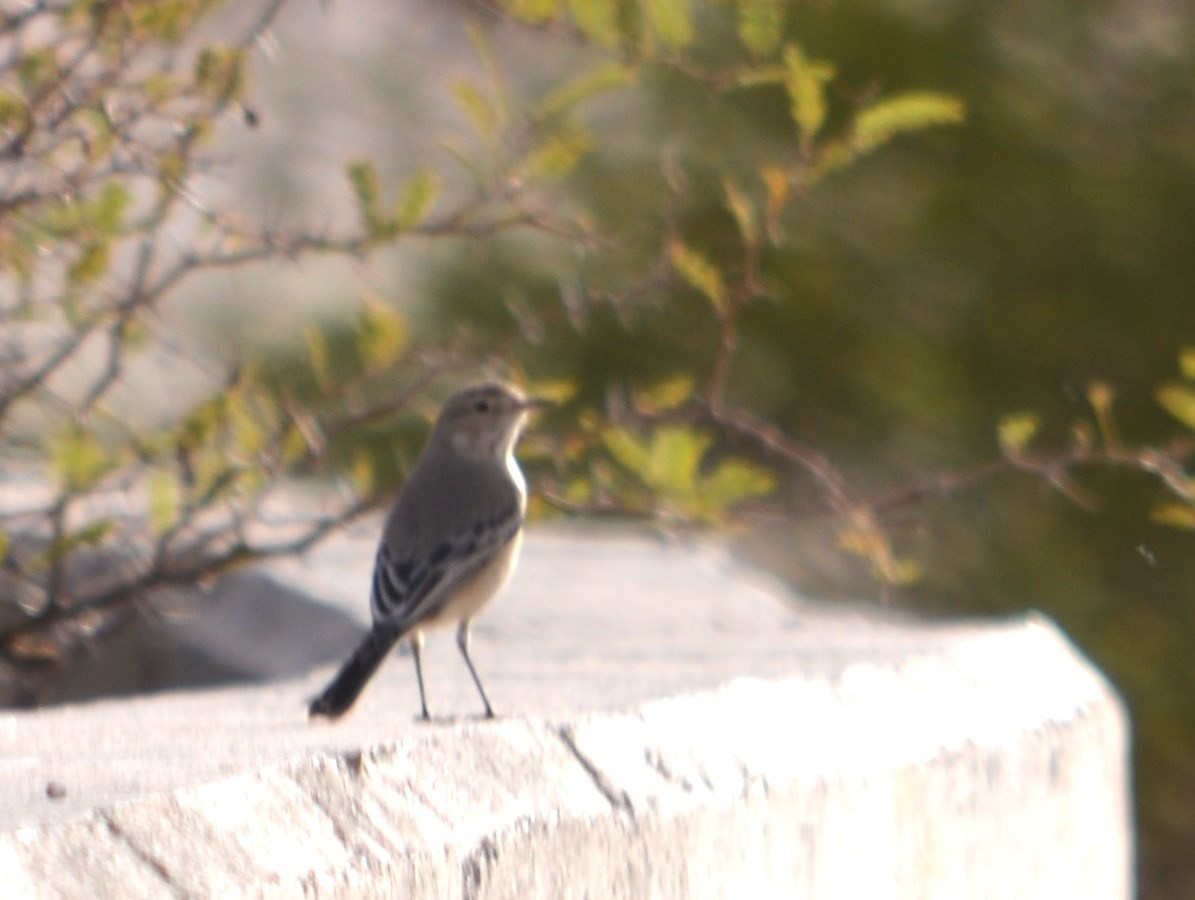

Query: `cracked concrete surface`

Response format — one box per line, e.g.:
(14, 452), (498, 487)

(0, 525), (1131, 897)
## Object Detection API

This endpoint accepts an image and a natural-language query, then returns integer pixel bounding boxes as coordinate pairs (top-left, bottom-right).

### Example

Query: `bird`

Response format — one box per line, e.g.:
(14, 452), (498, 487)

(308, 381), (550, 721)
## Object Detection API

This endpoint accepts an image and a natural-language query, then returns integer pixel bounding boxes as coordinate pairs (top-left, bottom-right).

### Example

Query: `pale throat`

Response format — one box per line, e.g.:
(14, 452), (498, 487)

(506, 446), (528, 503)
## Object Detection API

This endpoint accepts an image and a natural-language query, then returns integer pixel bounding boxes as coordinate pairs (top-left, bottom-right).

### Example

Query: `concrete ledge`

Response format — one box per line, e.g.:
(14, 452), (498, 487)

(0, 527), (1131, 897)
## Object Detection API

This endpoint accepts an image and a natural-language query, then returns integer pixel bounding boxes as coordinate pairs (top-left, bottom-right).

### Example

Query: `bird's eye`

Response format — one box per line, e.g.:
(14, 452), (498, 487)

(474, 399), (491, 413)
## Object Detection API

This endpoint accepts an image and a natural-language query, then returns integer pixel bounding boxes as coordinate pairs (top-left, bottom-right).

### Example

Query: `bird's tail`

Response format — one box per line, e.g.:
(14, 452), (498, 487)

(309, 626), (401, 719)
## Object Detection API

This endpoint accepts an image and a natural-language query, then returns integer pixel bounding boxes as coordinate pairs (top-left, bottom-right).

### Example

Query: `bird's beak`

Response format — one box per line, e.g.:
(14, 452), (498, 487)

(519, 396), (555, 413)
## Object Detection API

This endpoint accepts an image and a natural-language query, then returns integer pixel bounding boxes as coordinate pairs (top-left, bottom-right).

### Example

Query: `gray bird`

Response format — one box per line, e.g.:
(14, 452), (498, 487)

(309, 382), (549, 721)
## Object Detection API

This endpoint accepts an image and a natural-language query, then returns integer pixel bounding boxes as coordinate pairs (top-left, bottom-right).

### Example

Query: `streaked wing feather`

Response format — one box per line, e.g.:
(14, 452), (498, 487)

(370, 500), (522, 628)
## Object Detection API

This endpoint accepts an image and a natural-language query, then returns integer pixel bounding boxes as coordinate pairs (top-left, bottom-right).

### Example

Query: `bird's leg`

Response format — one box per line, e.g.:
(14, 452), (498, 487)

(409, 633), (431, 721)
(456, 621), (495, 718)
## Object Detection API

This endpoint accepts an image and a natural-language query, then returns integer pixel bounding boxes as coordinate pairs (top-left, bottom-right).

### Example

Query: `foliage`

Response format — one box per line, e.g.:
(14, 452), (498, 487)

(1, 0), (1192, 680)
(2, 0), (1194, 891)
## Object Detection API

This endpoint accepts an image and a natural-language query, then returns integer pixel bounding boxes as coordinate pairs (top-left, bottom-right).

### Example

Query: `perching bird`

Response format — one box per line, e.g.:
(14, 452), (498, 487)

(308, 382), (549, 721)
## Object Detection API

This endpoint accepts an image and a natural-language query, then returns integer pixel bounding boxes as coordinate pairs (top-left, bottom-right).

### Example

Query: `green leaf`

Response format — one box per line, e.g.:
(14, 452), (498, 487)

(1153, 502), (1195, 530)
(737, 0), (782, 56)
(536, 61), (636, 120)
(194, 46), (245, 101)
(48, 426), (112, 491)
(782, 44), (835, 140)
(998, 412), (1040, 455)
(305, 325), (332, 391)
(669, 238), (726, 311)
(91, 183), (131, 235)
(179, 395), (225, 448)
(602, 426), (650, 474)
(723, 178), (759, 249)
(68, 240), (110, 285)
(0, 90), (31, 133)
(502, 0), (559, 23)
(568, 0), (622, 48)
(346, 159), (387, 235)
(853, 91), (965, 152)
(352, 449), (377, 496)
(395, 169), (439, 229)
(700, 458), (777, 508)
(1179, 346), (1195, 381)
(524, 378), (578, 406)
(0, 527), (8, 563)
(522, 129), (593, 181)
(148, 470), (182, 534)
(632, 374), (695, 413)
(760, 165), (790, 239)
(227, 390), (268, 456)
(645, 0), (694, 50)
(1157, 384), (1195, 432)
(355, 296), (408, 370)
(645, 426), (710, 493)
(451, 80), (499, 140)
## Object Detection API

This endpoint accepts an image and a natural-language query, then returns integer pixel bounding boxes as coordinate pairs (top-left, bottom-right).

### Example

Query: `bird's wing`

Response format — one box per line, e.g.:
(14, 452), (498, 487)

(369, 498), (523, 629)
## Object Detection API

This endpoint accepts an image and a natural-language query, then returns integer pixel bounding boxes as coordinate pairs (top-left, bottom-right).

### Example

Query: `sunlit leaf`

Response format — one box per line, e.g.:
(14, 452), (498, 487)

(92, 183), (131, 235)
(148, 470), (182, 534)
(632, 374), (695, 413)
(451, 80), (499, 139)
(568, 0), (621, 48)
(1179, 346), (1195, 381)
(645, 426), (710, 493)
(723, 178), (759, 249)
(998, 412), (1040, 455)
(355, 296), (408, 370)
(645, 0), (694, 50)
(525, 378), (578, 405)
(701, 458), (777, 507)
(887, 556), (923, 585)
(501, 0), (559, 23)
(352, 449), (377, 495)
(808, 139), (857, 179)
(346, 159), (386, 235)
(194, 46), (245, 101)
(853, 92), (965, 152)
(537, 61), (636, 120)
(227, 390), (268, 456)
(522, 129), (593, 180)
(669, 238), (726, 311)
(48, 426), (112, 491)
(306, 325), (332, 391)
(1153, 502), (1195, 530)
(837, 524), (919, 584)
(1088, 380), (1118, 444)
(279, 424), (313, 467)
(68, 240), (110, 285)
(1157, 383), (1195, 432)
(737, 0), (782, 56)
(562, 475), (593, 504)
(395, 169), (439, 229)
(760, 165), (790, 240)
(782, 44), (834, 140)
(602, 426), (650, 474)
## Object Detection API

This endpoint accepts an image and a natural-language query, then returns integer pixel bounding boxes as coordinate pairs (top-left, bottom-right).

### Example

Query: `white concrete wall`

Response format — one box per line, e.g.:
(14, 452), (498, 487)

(0, 526), (1131, 897)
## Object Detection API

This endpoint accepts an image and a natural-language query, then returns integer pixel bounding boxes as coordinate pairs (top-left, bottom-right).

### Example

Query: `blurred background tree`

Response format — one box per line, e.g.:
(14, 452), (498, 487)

(1, 0), (1193, 895)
